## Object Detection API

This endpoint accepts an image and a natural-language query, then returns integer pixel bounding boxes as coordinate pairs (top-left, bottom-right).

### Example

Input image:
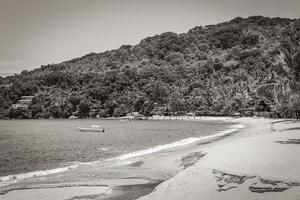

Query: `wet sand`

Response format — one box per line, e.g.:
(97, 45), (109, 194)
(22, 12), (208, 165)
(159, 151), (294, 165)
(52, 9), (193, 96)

(0, 117), (283, 200)
(139, 118), (300, 200)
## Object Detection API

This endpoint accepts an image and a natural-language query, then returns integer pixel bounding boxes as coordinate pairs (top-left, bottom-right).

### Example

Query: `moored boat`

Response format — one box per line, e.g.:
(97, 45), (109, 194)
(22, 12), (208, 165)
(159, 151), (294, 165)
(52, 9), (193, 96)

(78, 125), (105, 132)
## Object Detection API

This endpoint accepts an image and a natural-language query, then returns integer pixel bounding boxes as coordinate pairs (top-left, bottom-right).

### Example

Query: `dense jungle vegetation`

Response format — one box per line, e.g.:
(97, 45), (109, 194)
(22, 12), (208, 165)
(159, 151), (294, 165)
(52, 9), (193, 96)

(0, 16), (300, 119)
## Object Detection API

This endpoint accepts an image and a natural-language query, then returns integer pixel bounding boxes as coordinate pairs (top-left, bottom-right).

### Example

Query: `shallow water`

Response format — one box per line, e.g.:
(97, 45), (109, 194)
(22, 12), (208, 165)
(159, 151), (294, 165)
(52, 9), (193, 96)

(0, 186), (109, 200)
(0, 119), (233, 177)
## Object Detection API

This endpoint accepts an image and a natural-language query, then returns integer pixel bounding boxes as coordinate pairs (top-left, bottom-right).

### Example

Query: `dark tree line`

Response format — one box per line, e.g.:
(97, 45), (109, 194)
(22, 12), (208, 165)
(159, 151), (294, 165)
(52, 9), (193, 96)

(0, 16), (300, 119)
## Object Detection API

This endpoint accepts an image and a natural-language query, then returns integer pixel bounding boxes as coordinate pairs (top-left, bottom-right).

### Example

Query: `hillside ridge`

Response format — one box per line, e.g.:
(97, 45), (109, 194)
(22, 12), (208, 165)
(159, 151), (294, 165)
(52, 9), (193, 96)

(0, 16), (299, 119)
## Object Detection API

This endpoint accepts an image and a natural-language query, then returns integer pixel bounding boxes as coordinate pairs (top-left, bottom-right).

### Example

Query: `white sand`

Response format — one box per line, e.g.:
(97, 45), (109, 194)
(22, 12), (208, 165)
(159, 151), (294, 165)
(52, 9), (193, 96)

(139, 118), (300, 200)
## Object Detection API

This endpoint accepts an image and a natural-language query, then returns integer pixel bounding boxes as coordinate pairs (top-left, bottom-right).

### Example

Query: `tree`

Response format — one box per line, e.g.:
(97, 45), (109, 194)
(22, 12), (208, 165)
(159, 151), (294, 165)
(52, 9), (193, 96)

(1, 16), (300, 119)
(272, 21), (300, 116)
(78, 99), (91, 117)
(49, 105), (62, 118)
(8, 108), (30, 119)
(113, 104), (127, 117)
(279, 20), (300, 82)
(242, 34), (259, 47)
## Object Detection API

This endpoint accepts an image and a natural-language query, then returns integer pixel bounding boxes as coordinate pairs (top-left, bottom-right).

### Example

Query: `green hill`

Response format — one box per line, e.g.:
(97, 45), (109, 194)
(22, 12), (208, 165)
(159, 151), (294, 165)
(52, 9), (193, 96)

(1, 16), (299, 119)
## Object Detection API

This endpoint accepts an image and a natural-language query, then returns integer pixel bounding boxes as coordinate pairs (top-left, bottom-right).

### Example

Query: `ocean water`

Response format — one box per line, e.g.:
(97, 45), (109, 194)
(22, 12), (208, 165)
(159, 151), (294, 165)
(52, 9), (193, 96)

(0, 119), (236, 178)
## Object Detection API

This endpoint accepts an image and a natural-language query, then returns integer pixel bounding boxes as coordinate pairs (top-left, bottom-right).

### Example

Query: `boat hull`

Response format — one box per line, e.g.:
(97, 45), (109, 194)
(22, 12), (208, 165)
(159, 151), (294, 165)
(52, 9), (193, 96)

(78, 127), (105, 132)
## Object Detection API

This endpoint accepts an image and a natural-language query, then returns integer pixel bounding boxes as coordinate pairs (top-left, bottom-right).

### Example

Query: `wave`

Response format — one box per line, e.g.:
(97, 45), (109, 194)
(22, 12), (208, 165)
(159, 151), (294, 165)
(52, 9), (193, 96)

(112, 124), (245, 161)
(0, 123), (244, 187)
(0, 164), (78, 187)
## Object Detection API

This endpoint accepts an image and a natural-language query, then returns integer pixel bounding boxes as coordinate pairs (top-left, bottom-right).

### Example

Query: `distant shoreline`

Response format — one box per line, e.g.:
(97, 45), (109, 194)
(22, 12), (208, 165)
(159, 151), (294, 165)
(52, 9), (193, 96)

(0, 115), (245, 121)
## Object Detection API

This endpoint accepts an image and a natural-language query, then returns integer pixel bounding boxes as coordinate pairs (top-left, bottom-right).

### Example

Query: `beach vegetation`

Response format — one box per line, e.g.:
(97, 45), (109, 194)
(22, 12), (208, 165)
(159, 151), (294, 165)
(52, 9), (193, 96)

(1, 16), (300, 119)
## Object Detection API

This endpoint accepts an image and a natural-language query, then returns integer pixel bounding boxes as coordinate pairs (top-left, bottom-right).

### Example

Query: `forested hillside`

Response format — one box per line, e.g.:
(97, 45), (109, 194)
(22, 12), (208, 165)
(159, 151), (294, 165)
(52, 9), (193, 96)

(1, 16), (299, 119)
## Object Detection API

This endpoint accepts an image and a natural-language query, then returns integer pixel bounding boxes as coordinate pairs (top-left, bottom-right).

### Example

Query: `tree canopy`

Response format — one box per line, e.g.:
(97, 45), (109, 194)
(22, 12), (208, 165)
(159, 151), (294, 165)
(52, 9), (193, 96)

(1, 16), (300, 119)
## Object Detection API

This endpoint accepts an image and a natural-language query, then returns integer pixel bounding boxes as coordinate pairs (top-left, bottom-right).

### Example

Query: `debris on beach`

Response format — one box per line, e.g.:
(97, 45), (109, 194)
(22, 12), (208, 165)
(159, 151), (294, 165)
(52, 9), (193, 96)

(181, 152), (206, 169)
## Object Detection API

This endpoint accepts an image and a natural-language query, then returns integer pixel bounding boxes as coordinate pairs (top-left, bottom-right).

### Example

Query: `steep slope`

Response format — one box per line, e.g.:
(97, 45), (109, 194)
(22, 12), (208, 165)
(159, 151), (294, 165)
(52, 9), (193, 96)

(0, 16), (299, 119)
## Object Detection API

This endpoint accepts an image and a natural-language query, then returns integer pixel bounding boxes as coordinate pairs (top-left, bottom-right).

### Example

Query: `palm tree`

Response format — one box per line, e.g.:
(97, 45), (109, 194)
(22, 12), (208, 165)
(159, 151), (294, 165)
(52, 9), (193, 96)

(279, 20), (300, 82)
(279, 42), (300, 83)
(273, 21), (300, 117)
(257, 21), (300, 118)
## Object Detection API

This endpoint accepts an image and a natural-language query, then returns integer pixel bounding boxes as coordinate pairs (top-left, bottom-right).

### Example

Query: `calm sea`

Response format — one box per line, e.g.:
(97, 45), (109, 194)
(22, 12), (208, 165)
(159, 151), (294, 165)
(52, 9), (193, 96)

(0, 119), (234, 177)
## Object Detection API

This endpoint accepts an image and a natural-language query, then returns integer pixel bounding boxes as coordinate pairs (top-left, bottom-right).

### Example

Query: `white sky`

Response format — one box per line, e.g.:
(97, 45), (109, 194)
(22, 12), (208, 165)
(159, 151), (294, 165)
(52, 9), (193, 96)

(0, 0), (300, 75)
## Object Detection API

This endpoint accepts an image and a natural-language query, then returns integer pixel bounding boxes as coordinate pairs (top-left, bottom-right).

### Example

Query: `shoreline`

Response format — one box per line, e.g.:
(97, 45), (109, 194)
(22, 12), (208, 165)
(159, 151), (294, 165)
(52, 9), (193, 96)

(139, 118), (300, 200)
(0, 118), (239, 185)
(0, 115), (235, 120)
(0, 117), (285, 200)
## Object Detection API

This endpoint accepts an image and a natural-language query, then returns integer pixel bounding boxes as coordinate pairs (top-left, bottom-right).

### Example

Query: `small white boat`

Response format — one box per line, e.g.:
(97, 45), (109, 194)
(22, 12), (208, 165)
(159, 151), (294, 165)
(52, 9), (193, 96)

(78, 125), (105, 132)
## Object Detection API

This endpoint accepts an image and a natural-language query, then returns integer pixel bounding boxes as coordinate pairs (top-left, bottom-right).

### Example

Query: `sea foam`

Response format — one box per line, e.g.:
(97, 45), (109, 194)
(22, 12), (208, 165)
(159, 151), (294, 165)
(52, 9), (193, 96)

(0, 123), (244, 187)
(112, 124), (245, 161)
(0, 165), (78, 187)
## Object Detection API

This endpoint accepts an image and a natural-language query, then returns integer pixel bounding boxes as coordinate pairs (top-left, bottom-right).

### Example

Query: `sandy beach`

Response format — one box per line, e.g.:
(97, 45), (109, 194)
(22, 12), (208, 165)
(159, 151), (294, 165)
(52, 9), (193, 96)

(0, 117), (299, 200)
(139, 117), (300, 200)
